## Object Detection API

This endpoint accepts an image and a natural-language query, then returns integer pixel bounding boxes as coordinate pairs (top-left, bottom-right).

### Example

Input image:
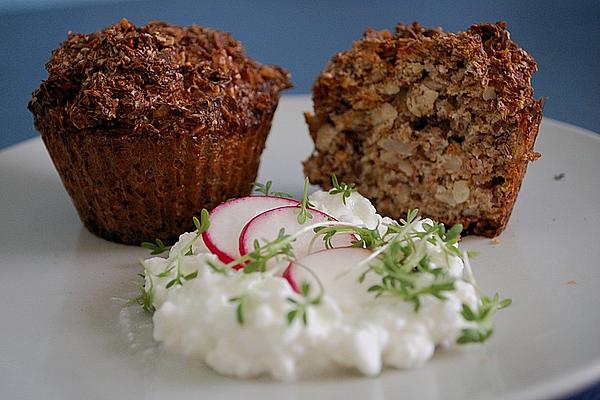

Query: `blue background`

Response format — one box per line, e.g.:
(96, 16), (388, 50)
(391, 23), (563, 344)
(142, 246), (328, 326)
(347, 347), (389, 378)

(1, 1), (599, 398)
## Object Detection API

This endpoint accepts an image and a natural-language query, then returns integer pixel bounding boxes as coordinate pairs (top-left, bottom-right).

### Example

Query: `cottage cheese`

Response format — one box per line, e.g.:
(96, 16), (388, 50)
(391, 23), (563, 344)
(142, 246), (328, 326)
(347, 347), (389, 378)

(142, 190), (480, 380)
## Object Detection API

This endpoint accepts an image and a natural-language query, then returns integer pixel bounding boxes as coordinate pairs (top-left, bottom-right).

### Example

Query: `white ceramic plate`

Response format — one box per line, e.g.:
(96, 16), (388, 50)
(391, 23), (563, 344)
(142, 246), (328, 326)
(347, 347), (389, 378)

(1, 95), (599, 400)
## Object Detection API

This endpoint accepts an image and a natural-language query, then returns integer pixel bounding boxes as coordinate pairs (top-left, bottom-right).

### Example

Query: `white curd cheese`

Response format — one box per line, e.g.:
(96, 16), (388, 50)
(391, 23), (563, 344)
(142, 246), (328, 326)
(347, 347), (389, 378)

(141, 190), (483, 380)
(309, 190), (381, 229)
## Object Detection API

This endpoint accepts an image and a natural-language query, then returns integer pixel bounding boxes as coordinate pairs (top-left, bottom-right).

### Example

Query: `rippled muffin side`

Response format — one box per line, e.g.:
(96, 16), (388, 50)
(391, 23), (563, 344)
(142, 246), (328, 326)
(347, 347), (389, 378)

(29, 19), (291, 244)
(304, 22), (542, 237)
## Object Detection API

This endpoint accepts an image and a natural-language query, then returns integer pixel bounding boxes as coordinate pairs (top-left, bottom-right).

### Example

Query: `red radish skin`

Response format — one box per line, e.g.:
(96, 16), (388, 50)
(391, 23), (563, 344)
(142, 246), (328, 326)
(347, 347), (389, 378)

(202, 196), (298, 265)
(282, 266), (299, 293)
(283, 247), (373, 297)
(238, 206), (356, 260)
(203, 232), (236, 264)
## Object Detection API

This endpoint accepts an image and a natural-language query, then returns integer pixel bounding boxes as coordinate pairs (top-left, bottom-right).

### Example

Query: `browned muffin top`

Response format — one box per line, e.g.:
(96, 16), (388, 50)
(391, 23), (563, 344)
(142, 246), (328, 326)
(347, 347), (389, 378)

(313, 21), (537, 121)
(29, 18), (291, 137)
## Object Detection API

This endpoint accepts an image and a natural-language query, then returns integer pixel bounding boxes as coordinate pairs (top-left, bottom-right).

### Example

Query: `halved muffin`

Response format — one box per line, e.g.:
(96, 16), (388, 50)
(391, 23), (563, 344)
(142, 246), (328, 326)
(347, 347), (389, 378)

(304, 22), (542, 237)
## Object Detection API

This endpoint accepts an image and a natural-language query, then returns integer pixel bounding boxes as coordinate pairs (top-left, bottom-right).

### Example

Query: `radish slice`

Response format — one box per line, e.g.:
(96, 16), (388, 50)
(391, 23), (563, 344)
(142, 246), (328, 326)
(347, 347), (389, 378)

(239, 205), (356, 260)
(284, 247), (377, 309)
(202, 196), (298, 264)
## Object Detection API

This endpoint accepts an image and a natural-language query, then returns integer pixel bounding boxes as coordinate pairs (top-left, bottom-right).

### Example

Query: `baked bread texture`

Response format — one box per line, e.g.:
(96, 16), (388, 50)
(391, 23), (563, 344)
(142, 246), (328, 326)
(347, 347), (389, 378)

(29, 19), (291, 244)
(304, 22), (542, 237)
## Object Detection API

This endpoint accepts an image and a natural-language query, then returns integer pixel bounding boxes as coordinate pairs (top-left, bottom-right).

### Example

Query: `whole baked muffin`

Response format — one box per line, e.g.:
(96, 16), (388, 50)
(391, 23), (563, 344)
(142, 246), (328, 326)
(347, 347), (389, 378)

(304, 22), (542, 237)
(29, 19), (291, 244)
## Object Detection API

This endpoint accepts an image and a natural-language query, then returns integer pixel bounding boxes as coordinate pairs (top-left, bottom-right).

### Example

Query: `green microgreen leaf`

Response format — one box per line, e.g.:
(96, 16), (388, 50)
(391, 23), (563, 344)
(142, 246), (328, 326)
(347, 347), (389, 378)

(156, 265), (175, 278)
(297, 177), (315, 224)
(300, 281), (310, 297)
(217, 227), (297, 275)
(499, 298), (513, 309)
(457, 294), (512, 345)
(141, 238), (169, 255)
(286, 281), (322, 326)
(445, 224), (463, 242)
(461, 304), (476, 321)
(287, 310), (298, 324)
(229, 296), (247, 325)
(165, 278), (177, 289)
(405, 208), (419, 224)
(193, 208), (210, 234)
(207, 260), (229, 275)
(467, 251), (480, 259)
(184, 270), (198, 280)
(253, 180), (292, 198)
(135, 260), (155, 312)
(329, 174), (358, 205)
(243, 263), (259, 273)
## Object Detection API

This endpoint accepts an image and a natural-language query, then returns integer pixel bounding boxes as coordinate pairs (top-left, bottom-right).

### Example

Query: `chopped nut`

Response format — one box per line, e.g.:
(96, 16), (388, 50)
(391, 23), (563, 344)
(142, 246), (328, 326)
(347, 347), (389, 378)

(396, 159), (414, 176)
(331, 110), (366, 131)
(443, 155), (462, 172)
(434, 187), (455, 205)
(370, 102), (398, 126)
(404, 62), (425, 76)
(315, 124), (337, 151)
(380, 82), (400, 95)
(452, 180), (470, 204)
(422, 77), (444, 91)
(406, 84), (439, 117)
(378, 137), (413, 157)
(437, 180), (470, 205)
